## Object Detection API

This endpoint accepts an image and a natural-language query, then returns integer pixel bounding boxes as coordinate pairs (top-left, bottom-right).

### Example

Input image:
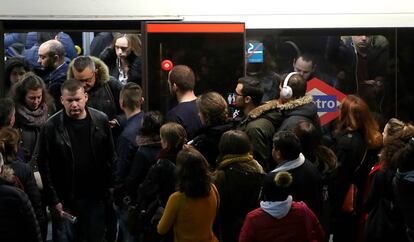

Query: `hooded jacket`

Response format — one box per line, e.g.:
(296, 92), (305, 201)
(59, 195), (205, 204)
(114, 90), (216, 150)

(277, 95), (321, 133)
(67, 56), (123, 121)
(239, 201), (324, 242)
(0, 167), (42, 242)
(238, 99), (283, 172)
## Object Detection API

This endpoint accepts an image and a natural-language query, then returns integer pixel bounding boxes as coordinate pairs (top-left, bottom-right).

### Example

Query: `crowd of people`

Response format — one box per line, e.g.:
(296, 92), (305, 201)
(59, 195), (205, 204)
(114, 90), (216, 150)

(1, 32), (413, 242)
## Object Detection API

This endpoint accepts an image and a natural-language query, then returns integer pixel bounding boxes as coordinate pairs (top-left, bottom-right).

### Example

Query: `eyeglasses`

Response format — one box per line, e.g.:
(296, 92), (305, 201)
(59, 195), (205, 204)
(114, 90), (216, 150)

(76, 72), (95, 83)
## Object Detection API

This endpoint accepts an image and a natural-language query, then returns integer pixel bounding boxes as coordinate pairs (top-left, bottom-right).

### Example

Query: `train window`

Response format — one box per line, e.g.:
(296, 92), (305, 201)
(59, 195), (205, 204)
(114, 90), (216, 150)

(245, 29), (407, 126)
(3, 26), (414, 126)
(143, 22), (245, 114)
(2, 31), (142, 95)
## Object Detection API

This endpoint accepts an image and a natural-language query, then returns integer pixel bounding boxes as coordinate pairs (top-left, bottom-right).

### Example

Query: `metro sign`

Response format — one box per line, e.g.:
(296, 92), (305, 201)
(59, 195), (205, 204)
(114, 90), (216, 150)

(306, 78), (346, 126)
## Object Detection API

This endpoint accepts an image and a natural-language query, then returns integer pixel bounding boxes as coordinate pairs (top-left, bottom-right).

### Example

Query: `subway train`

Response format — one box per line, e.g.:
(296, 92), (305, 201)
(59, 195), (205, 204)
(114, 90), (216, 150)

(2, 0), (414, 125)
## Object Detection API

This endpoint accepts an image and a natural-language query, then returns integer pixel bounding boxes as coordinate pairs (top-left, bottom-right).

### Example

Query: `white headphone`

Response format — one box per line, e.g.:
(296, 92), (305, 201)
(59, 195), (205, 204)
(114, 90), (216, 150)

(280, 72), (298, 100)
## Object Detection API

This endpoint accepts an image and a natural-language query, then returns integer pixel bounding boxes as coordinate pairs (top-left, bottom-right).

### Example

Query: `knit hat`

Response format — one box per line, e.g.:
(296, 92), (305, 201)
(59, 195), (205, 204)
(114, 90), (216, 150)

(262, 171), (293, 201)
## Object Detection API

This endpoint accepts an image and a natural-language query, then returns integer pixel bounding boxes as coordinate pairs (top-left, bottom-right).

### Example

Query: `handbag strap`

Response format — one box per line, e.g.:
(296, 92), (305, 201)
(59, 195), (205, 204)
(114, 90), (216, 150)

(353, 148), (368, 176)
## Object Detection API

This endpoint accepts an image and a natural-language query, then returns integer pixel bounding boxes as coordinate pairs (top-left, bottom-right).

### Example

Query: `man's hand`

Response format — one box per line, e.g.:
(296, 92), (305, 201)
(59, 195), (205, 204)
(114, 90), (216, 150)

(363, 79), (383, 87)
(109, 119), (119, 128)
(52, 203), (64, 218)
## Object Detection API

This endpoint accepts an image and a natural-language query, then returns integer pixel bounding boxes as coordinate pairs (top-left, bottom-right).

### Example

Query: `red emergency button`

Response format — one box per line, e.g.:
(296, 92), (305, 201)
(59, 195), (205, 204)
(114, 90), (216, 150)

(161, 60), (173, 71)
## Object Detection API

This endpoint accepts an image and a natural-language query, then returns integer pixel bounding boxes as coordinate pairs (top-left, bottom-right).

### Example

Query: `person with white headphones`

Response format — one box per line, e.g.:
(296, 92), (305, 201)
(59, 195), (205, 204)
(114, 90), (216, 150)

(277, 72), (321, 133)
(279, 72), (298, 102)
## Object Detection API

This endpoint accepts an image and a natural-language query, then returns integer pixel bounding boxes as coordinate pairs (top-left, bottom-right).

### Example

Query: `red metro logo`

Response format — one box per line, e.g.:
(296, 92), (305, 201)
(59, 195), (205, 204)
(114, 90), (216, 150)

(306, 78), (346, 126)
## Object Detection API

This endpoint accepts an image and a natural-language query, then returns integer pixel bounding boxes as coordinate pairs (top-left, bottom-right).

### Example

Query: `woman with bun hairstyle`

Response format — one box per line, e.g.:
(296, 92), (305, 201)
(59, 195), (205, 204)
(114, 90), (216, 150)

(239, 171), (325, 242)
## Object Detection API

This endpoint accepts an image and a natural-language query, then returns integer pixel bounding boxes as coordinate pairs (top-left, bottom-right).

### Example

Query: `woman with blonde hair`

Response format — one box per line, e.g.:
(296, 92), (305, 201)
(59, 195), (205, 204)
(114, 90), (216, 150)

(99, 33), (142, 85)
(332, 94), (382, 242)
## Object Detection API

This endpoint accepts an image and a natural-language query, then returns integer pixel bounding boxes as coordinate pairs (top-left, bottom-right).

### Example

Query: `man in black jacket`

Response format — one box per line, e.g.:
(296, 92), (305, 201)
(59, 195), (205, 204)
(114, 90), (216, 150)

(67, 56), (123, 242)
(270, 131), (323, 219)
(38, 79), (116, 242)
(67, 55), (124, 131)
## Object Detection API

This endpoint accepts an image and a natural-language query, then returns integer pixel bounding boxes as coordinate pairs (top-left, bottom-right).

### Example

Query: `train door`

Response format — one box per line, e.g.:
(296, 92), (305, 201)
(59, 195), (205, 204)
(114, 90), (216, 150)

(142, 22), (245, 113)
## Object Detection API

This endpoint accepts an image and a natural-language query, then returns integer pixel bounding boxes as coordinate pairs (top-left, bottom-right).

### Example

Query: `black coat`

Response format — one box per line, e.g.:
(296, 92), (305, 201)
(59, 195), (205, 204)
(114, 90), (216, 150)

(213, 156), (265, 242)
(0, 176), (42, 242)
(126, 140), (161, 205)
(393, 170), (414, 242)
(364, 169), (407, 242)
(99, 47), (142, 85)
(332, 131), (367, 213)
(136, 148), (178, 208)
(9, 161), (46, 238)
(15, 120), (41, 169)
(277, 95), (321, 134)
(273, 159), (323, 218)
(38, 108), (116, 208)
(189, 122), (235, 169)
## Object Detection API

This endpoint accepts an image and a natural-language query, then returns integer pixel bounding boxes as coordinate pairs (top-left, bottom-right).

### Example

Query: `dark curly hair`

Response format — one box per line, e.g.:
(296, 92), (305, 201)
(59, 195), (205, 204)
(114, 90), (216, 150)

(12, 73), (52, 109)
(380, 118), (414, 170)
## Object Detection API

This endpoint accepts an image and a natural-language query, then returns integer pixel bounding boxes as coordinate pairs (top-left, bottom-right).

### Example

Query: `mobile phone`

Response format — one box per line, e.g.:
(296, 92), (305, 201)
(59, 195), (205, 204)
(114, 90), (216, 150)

(61, 211), (77, 224)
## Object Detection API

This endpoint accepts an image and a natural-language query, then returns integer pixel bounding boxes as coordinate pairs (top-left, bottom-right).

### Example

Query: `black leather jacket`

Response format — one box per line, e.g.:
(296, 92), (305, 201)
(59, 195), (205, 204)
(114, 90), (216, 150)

(38, 108), (116, 208)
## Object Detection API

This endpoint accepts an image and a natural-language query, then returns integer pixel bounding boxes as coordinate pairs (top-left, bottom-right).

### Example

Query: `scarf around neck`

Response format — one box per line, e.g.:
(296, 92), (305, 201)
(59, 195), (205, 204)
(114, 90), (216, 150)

(16, 103), (48, 128)
(272, 153), (305, 173)
(216, 153), (253, 170)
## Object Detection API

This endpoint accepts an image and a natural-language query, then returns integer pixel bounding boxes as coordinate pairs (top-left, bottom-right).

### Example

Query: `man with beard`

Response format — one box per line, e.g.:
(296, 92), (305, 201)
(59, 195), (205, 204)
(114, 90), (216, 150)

(236, 77), (282, 172)
(38, 39), (68, 110)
